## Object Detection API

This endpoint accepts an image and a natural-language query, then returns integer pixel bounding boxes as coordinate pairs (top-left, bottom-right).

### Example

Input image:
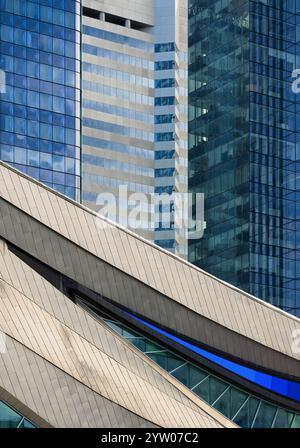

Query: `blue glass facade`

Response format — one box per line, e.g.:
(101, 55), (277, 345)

(0, 0), (81, 201)
(189, 1), (300, 316)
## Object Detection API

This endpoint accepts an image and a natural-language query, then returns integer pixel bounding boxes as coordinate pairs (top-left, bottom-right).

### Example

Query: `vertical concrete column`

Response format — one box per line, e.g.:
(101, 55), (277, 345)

(125, 19), (131, 28)
(100, 12), (105, 21)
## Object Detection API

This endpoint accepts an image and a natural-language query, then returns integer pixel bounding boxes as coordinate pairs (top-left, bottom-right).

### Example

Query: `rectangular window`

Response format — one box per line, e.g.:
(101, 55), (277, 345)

(155, 78), (175, 88)
(155, 42), (175, 53)
(155, 114), (175, 124)
(155, 61), (175, 71)
(155, 132), (175, 142)
(155, 96), (175, 106)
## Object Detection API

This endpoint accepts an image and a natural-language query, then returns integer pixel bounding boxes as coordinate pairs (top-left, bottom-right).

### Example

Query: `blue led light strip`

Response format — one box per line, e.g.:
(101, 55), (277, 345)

(126, 312), (300, 403)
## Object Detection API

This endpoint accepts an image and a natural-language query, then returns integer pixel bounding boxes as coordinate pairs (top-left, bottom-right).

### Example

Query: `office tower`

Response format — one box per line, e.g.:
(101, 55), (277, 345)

(2, 161), (300, 428)
(188, 1), (300, 315)
(0, 0), (81, 201)
(81, 0), (188, 256)
(81, 0), (156, 242)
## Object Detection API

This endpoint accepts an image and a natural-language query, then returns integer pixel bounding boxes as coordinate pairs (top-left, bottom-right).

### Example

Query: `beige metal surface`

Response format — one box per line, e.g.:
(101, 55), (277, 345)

(1, 161), (300, 369)
(0, 237), (233, 428)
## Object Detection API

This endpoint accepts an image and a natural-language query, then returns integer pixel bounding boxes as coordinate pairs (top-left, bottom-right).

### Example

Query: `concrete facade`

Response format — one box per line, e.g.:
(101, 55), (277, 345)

(81, 0), (189, 257)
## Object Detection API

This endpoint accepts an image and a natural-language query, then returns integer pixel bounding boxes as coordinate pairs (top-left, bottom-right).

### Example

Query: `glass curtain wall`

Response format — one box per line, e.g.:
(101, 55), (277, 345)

(188, 1), (300, 316)
(0, 0), (81, 201)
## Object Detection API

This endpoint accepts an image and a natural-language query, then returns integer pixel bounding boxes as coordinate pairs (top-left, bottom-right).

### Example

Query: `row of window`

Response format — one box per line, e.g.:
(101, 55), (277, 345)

(103, 314), (300, 428)
(83, 174), (154, 196)
(0, 0), (80, 15)
(2, 87), (79, 116)
(0, 115), (78, 144)
(155, 114), (175, 124)
(155, 42), (175, 53)
(83, 43), (153, 71)
(82, 62), (153, 90)
(1, 102), (79, 129)
(155, 150), (175, 160)
(0, 11), (79, 42)
(83, 80), (154, 107)
(83, 118), (153, 143)
(249, 0), (298, 16)
(83, 154), (154, 178)
(1, 131), (80, 158)
(155, 96), (175, 106)
(155, 167), (175, 177)
(155, 60), (175, 71)
(1, 75), (79, 104)
(83, 25), (153, 52)
(1, 41), (80, 71)
(83, 99), (153, 125)
(1, 26), (79, 58)
(83, 136), (154, 161)
(1, 146), (78, 175)
(155, 78), (175, 89)
(2, 57), (79, 88)
(7, 161), (79, 200)
(155, 132), (175, 142)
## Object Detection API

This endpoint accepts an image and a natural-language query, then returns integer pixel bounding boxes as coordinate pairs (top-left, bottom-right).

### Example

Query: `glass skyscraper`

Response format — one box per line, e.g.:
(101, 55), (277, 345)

(189, 1), (300, 315)
(0, 0), (81, 201)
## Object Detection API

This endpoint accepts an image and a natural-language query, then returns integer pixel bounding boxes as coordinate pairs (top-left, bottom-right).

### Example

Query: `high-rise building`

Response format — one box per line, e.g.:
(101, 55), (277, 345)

(81, 0), (155, 242)
(188, 1), (300, 316)
(81, 0), (188, 256)
(0, 0), (81, 201)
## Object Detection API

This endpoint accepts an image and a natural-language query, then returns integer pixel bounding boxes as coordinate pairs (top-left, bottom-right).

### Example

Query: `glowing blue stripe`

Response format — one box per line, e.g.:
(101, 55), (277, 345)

(126, 313), (300, 403)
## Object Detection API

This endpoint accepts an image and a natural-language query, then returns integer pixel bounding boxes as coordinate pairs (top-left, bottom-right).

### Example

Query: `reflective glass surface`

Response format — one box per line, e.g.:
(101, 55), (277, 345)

(0, 400), (36, 428)
(127, 313), (300, 404)
(188, 1), (300, 315)
(103, 312), (300, 429)
(0, 0), (81, 201)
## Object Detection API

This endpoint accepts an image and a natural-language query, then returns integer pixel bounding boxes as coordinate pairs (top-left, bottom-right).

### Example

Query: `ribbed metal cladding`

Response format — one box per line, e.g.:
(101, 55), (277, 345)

(1, 162), (300, 380)
(0, 235), (232, 428)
